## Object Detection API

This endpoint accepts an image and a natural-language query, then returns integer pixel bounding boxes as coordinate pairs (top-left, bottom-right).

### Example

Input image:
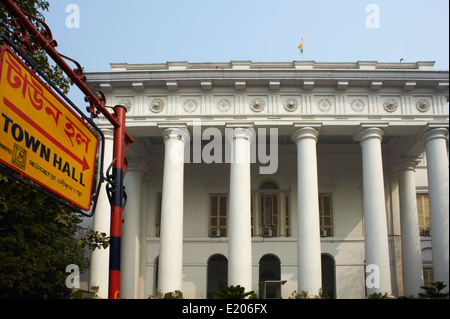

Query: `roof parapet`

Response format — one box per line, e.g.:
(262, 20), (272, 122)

(109, 60), (437, 72)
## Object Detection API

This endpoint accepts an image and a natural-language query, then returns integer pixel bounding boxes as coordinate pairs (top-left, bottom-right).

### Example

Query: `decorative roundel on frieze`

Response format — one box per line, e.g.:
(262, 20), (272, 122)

(351, 99), (365, 113)
(317, 98), (332, 112)
(383, 98), (398, 113)
(416, 99), (430, 112)
(217, 99), (231, 113)
(149, 98), (165, 113)
(118, 98), (132, 112)
(284, 98), (298, 112)
(250, 98), (265, 112)
(183, 99), (198, 113)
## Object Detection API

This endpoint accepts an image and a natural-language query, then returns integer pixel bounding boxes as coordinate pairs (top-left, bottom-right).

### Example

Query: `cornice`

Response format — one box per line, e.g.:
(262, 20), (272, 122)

(86, 61), (449, 93)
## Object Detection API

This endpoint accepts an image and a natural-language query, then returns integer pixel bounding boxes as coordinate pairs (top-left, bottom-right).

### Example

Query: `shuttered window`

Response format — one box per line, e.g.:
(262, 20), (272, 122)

(417, 194), (431, 236)
(319, 193), (333, 237)
(209, 194), (227, 237)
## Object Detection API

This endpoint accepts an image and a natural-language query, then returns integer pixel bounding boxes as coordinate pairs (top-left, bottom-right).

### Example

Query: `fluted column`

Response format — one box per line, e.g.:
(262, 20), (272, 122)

(397, 158), (423, 297)
(158, 127), (190, 293)
(423, 128), (449, 289)
(291, 126), (322, 296)
(120, 161), (147, 299)
(89, 128), (113, 298)
(355, 127), (392, 295)
(228, 127), (254, 290)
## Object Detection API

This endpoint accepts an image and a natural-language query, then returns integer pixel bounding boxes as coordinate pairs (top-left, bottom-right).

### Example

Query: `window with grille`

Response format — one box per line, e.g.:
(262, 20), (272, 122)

(319, 193), (333, 237)
(209, 194), (227, 237)
(260, 193), (280, 237)
(255, 180), (293, 238)
(417, 194), (431, 236)
(423, 268), (434, 288)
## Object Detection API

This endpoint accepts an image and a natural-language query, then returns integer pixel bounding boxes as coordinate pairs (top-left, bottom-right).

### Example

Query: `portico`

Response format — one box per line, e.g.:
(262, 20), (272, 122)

(86, 60), (449, 299)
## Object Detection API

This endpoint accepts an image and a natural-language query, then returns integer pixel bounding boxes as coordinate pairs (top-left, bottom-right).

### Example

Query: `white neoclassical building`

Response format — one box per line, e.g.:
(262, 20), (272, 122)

(85, 60), (449, 299)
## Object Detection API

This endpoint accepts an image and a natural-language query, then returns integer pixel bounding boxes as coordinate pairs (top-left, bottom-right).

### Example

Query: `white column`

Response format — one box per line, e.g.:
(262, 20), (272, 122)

(397, 158), (424, 297)
(228, 127), (254, 290)
(89, 128), (113, 298)
(356, 127), (392, 295)
(291, 126), (322, 296)
(423, 128), (449, 289)
(158, 127), (189, 293)
(120, 161), (146, 299)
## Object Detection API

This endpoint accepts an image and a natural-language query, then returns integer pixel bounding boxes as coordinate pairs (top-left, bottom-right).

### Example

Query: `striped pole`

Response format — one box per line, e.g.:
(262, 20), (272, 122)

(108, 105), (127, 299)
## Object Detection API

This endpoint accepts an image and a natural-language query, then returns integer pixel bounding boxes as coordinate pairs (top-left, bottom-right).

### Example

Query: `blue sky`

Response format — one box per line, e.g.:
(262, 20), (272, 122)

(42, 0), (449, 108)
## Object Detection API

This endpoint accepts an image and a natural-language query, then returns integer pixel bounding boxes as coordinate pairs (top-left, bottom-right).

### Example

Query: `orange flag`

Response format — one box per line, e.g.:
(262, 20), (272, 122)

(298, 39), (303, 54)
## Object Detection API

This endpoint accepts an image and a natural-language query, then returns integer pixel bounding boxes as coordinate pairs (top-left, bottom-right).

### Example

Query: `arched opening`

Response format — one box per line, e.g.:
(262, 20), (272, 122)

(259, 254), (282, 299)
(259, 179), (280, 190)
(207, 254), (228, 299)
(321, 254), (336, 299)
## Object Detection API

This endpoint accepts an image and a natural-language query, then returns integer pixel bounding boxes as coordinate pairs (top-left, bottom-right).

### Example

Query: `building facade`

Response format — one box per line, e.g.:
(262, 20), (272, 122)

(85, 61), (449, 299)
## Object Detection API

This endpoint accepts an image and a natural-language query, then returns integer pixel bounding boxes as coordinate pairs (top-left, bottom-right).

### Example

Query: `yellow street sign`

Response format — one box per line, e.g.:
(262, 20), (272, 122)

(0, 46), (98, 211)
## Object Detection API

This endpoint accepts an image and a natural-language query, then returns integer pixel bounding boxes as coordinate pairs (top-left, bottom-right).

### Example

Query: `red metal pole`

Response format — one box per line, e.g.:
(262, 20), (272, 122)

(108, 105), (127, 299)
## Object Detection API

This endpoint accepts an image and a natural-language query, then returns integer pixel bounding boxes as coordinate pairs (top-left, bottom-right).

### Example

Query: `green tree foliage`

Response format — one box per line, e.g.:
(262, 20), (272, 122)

(0, 0), (71, 94)
(418, 281), (449, 299)
(163, 290), (184, 299)
(213, 285), (256, 299)
(0, 172), (110, 298)
(148, 290), (184, 299)
(0, 175), (88, 298)
(289, 288), (330, 299)
(367, 292), (391, 299)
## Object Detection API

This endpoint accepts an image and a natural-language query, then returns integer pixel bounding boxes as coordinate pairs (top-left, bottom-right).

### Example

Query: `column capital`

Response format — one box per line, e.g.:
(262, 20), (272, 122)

(291, 126), (320, 143)
(422, 127), (449, 144)
(226, 126), (255, 143)
(126, 159), (149, 174)
(100, 127), (114, 140)
(162, 127), (190, 144)
(394, 156), (422, 172)
(354, 126), (385, 143)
